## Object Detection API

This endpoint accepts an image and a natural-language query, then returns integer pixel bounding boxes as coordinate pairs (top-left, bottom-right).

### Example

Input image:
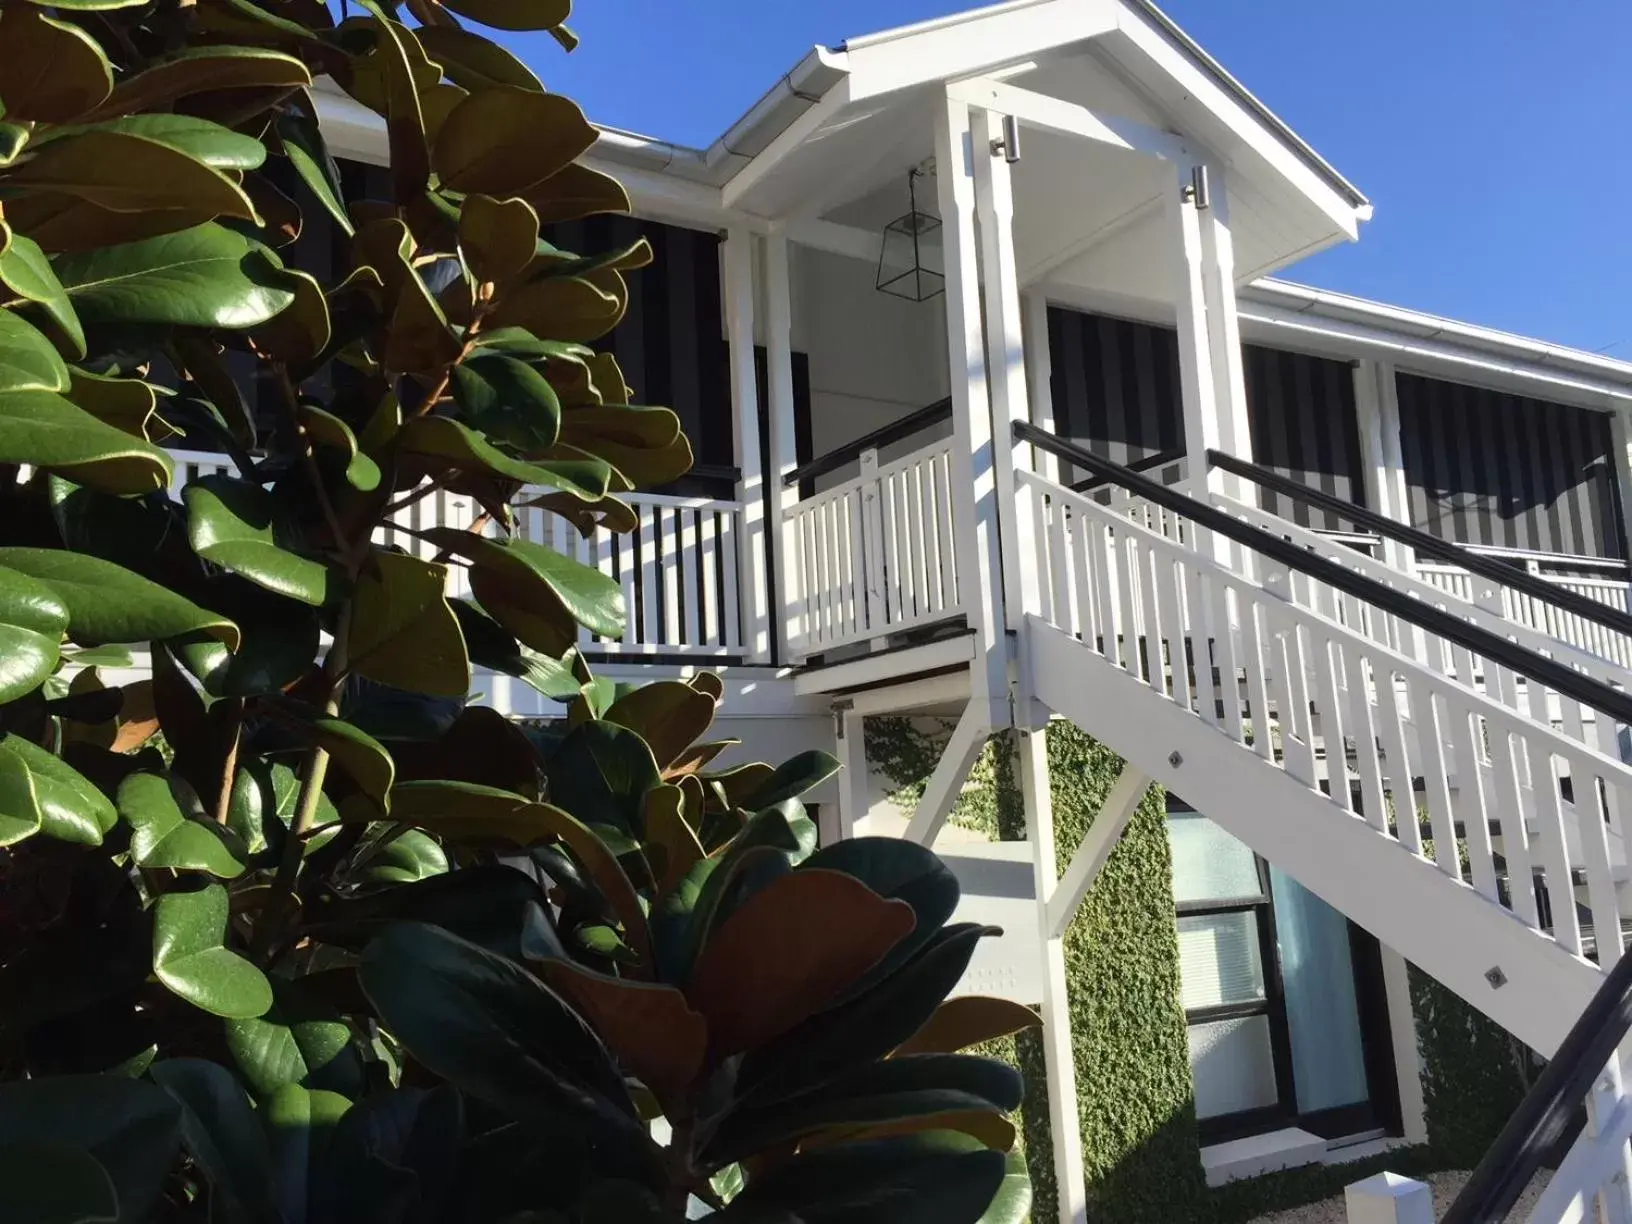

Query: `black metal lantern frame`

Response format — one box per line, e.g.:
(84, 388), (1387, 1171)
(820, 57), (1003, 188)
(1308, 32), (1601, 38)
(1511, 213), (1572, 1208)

(875, 168), (944, 303)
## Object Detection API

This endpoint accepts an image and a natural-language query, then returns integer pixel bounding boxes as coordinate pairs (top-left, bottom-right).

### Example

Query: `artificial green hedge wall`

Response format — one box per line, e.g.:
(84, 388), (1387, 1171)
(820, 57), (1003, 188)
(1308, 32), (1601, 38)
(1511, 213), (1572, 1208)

(867, 717), (1210, 1222)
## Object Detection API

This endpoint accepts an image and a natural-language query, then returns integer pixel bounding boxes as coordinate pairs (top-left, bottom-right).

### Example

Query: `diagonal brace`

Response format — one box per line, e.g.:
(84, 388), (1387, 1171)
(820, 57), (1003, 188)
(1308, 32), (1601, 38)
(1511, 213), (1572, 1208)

(903, 704), (991, 845)
(1044, 763), (1152, 937)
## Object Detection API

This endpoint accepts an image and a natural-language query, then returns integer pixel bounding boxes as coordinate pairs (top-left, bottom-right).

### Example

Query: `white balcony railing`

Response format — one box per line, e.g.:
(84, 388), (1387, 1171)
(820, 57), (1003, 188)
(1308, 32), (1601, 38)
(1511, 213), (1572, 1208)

(168, 449), (746, 659)
(783, 439), (964, 659)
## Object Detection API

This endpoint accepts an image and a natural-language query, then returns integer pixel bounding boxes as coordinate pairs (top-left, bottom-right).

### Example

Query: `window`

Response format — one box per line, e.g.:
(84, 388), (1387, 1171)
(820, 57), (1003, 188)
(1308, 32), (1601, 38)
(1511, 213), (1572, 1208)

(1169, 809), (1401, 1144)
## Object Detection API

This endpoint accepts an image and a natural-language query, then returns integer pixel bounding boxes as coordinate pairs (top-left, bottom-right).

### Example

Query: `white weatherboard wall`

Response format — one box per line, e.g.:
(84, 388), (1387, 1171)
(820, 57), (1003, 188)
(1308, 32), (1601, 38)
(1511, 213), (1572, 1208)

(789, 243), (951, 486)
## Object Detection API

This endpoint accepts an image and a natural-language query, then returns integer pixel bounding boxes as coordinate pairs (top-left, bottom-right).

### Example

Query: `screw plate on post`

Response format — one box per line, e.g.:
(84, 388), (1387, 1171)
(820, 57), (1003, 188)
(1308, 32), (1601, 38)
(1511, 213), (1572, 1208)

(1168, 751), (1183, 769)
(1484, 966), (1507, 989)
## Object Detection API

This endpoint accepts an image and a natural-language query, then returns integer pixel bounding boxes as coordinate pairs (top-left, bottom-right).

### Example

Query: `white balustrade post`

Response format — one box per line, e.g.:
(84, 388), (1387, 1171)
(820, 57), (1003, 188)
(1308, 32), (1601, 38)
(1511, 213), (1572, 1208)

(1588, 1056), (1632, 1224)
(935, 89), (1008, 728)
(1344, 1173), (1435, 1224)
(858, 448), (888, 647)
(723, 226), (771, 662)
(764, 230), (802, 665)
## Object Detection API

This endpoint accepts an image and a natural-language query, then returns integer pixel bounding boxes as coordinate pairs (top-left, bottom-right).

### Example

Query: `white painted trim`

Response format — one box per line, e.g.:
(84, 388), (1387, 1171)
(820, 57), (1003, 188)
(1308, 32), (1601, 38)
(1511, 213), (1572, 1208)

(936, 93), (1009, 725)
(1016, 726), (1089, 1223)
(763, 232), (801, 663)
(791, 633), (976, 696)
(723, 229), (770, 663)
(1022, 288), (1059, 483)
(904, 703), (990, 845)
(1045, 763), (1150, 937)
(720, 76), (852, 210)
(838, 670), (973, 716)
(834, 707), (868, 839)
(1378, 943), (1428, 1145)
(946, 77), (1190, 162)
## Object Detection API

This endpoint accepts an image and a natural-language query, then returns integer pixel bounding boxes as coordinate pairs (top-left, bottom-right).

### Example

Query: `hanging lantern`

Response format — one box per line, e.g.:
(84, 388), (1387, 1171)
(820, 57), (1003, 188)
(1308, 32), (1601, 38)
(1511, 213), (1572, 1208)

(875, 168), (944, 302)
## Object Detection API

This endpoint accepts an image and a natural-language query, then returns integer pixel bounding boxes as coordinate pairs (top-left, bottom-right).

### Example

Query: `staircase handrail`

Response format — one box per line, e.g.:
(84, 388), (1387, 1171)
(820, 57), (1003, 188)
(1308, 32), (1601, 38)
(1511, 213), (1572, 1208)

(1015, 422), (1632, 727)
(1206, 447), (1632, 644)
(783, 396), (953, 489)
(1439, 944), (1632, 1224)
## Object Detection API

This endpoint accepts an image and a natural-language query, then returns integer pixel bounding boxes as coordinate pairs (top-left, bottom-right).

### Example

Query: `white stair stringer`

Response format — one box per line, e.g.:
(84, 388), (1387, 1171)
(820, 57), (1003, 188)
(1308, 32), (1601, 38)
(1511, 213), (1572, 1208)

(1027, 614), (1600, 1057)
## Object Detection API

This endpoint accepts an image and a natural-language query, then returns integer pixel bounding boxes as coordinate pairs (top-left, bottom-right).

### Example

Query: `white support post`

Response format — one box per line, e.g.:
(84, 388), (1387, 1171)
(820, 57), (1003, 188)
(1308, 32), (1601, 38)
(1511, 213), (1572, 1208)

(1196, 164), (1254, 480)
(1022, 288), (1059, 484)
(1586, 1056), (1632, 1224)
(723, 227), (770, 662)
(1379, 943), (1428, 1145)
(1044, 764), (1150, 938)
(1168, 161), (1223, 504)
(834, 705), (868, 840)
(1611, 408), (1632, 577)
(764, 230), (802, 664)
(935, 91), (1009, 728)
(1018, 727), (1087, 1224)
(903, 703), (989, 846)
(1353, 359), (1415, 573)
(971, 107), (1035, 636)
(1344, 1173), (1435, 1224)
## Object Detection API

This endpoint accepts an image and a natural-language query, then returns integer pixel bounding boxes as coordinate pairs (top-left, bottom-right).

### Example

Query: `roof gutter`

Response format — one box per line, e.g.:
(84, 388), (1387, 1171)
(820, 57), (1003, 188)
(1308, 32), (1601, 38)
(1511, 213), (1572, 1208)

(1246, 279), (1632, 388)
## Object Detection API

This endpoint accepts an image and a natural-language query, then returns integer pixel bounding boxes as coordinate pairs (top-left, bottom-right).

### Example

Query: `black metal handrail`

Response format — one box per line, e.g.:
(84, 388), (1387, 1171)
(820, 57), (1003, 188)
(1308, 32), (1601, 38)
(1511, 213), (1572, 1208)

(1207, 447), (1632, 644)
(782, 396), (953, 488)
(1440, 945), (1632, 1223)
(1015, 422), (1632, 727)
(1071, 446), (1186, 496)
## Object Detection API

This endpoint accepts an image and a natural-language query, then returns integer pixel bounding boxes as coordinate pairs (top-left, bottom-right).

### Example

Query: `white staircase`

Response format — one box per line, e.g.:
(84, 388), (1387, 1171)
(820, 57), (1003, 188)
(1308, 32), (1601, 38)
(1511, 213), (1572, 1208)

(1003, 457), (1632, 1221)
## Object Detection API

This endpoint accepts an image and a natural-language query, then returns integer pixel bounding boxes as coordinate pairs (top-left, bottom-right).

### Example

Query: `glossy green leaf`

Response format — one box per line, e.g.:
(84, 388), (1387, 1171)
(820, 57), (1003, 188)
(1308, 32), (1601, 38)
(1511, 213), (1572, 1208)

(0, 310), (70, 392)
(449, 350), (562, 450)
(435, 0), (571, 34)
(421, 527), (624, 655)
(0, 1141), (117, 1224)
(0, 1075), (181, 1224)
(54, 223), (296, 329)
(0, 742), (42, 846)
(397, 414), (611, 500)
(298, 404), (379, 489)
(42, 114), (266, 169)
(415, 24), (543, 93)
(0, 563), (67, 705)
(743, 749), (842, 810)
(306, 717), (395, 812)
(0, 232), (85, 356)
(450, 599), (582, 698)
(376, 780), (556, 845)
(277, 109), (352, 236)
(977, 1149), (1033, 1224)
(94, 45), (310, 116)
(184, 475), (339, 606)
(318, 1086), (464, 1223)
(347, 550), (468, 696)
(716, 1131), (1007, 1224)
(359, 922), (645, 1146)
(265, 1084), (353, 1224)
(0, 5), (112, 124)
(5, 131), (259, 221)
(149, 1059), (278, 1224)
(0, 547), (239, 647)
(0, 389), (173, 494)
(152, 883), (274, 1019)
(432, 86), (596, 196)
(224, 984), (361, 1097)
(304, 863), (546, 961)
(118, 771), (248, 877)
(2, 733), (114, 844)
(544, 719), (659, 836)
(361, 828), (448, 883)
(706, 1055), (1022, 1166)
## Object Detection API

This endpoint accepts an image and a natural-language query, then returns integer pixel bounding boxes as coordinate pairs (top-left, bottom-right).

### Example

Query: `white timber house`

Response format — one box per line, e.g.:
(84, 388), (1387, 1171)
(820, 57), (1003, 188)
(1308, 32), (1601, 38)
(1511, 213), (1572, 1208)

(168, 2), (1632, 1218)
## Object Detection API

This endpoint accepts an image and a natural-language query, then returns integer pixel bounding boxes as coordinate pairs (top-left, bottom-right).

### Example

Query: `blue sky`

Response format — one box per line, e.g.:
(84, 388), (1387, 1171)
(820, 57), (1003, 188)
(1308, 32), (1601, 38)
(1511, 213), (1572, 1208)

(514, 1), (1632, 354)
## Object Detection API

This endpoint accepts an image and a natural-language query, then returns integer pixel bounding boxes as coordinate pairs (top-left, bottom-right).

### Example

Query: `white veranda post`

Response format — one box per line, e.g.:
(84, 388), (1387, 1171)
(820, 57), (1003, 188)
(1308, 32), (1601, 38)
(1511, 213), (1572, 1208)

(723, 227), (770, 663)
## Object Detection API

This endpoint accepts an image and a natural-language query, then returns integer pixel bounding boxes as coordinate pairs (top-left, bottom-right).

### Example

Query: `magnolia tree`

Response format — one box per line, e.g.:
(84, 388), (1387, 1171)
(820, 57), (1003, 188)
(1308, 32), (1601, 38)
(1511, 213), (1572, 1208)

(0, 1), (1038, 1220)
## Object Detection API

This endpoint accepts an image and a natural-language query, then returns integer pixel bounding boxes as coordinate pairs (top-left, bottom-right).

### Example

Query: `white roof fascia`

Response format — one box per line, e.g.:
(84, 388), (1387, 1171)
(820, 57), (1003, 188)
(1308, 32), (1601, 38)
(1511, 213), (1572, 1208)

(1102, 8), (1367, 241)
(1242, 280), (1632, 408)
